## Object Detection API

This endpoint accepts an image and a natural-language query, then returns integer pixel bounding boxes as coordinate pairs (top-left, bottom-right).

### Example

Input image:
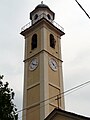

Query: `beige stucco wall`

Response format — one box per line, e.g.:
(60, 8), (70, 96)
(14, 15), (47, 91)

(26, 105), (40, 120)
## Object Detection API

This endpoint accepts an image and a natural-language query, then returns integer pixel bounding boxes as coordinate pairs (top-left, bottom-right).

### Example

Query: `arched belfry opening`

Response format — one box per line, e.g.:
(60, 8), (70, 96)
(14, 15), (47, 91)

(50, 34), (56, 49)
(31, 34), (37, 50)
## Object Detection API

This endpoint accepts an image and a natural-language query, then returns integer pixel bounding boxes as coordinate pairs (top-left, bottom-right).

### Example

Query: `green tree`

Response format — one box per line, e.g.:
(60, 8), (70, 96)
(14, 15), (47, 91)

(0, 75), (18, 120)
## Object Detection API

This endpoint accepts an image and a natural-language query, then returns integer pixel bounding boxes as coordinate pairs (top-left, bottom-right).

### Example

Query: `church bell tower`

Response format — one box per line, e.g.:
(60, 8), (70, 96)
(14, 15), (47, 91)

(20, 2), (65, 120)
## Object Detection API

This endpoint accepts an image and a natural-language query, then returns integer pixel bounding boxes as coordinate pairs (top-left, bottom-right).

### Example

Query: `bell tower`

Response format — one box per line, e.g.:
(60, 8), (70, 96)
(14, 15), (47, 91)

(21, 2), (65, 120)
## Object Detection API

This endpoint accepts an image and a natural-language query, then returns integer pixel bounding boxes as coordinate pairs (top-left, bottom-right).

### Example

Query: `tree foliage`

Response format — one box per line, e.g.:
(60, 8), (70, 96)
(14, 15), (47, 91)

(0, 75), (18, 120)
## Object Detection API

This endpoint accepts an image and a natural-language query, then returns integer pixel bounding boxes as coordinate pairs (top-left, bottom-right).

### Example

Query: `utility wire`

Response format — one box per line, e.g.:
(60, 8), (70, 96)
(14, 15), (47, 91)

(56, 80), (90, 100)
(18, 96), (55, 120)
(18, 80), (90, 120)
(75, 0), (90, 19)
(17, 80), (90, 114)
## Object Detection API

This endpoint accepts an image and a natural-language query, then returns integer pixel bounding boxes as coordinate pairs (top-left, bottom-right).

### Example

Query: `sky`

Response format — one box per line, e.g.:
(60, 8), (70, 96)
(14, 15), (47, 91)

(0, 0), (90, 119)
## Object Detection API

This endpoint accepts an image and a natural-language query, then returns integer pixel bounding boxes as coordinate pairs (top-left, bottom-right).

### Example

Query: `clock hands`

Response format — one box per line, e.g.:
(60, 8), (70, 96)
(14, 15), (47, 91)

(32, 62), (37, 65)
(29, 58), (38, 71)
(32, 63), (36, 65)
(49, 58), (57, 71)
(51, 60), (57, 68)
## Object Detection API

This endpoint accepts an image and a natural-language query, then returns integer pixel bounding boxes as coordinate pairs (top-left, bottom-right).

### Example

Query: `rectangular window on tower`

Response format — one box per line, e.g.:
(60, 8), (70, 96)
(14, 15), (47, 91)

(50, 34), (56, 49)
(31, 34), (37, 50)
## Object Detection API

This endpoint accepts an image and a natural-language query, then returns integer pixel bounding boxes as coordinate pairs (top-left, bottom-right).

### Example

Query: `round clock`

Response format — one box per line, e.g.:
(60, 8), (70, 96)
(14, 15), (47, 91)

(49, 58), (58, 71)
(29, 58), (38, 71)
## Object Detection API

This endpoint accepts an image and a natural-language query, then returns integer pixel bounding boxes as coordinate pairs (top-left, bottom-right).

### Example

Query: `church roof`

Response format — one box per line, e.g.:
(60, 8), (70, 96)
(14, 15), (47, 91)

(30, 3), (55, 20)
(35, 3), (50, 9)
(45, 108), (90, 120)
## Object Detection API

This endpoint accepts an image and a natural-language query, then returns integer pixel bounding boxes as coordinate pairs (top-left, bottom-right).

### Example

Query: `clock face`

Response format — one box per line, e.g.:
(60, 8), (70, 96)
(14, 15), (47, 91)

(29, 58), (38, 71)
(49, 58), (57, 71)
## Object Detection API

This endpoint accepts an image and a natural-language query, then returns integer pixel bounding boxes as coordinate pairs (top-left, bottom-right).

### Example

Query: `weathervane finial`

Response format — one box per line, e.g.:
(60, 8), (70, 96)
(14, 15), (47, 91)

(41, 1), (43, 4)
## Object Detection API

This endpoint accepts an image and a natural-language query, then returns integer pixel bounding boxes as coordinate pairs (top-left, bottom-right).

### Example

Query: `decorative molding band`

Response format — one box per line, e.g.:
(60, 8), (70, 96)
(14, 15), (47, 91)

(23, 49), (63, 62)
(49, 103), (57, 108)
(27, 82), (40, 90)
(49, 82), (61, 90)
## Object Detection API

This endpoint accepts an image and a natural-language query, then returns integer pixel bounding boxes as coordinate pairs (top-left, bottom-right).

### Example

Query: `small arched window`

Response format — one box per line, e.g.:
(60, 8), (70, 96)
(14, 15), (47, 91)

(47, 14), (51, 20)
(34, 14), (38, 20)
(31, 34), (37, 50)
(50, 34), (56, 49)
